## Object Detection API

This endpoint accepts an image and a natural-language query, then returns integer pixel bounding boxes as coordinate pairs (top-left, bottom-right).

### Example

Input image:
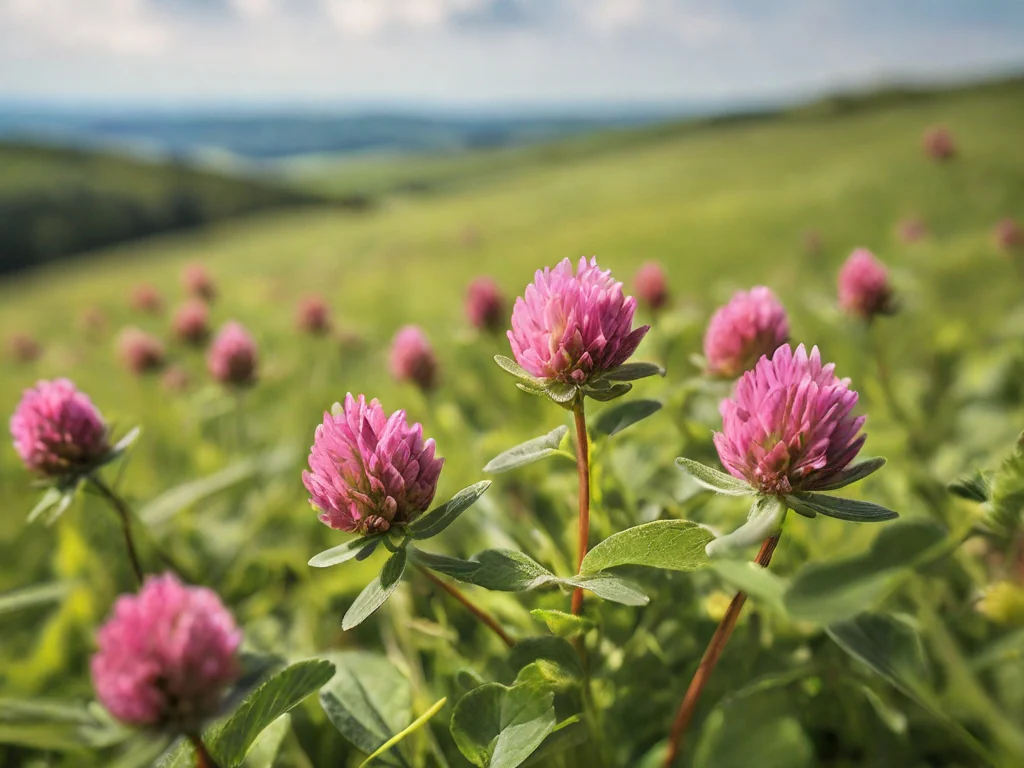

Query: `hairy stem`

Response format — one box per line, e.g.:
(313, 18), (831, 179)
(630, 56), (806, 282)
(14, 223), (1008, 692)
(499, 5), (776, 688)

(189, 733), (219, 768)
(571, 399), (591, 616)
(88, 475), (144, 587)
(417, 565), (514, 648)
(662, 535), (781, 767)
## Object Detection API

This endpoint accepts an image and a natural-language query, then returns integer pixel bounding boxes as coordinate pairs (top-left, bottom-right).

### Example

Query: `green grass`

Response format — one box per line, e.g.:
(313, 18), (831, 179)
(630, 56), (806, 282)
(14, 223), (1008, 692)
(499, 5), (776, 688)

(1, 78), (1023, 766)
(0, 142), (332, 274)
(3, 75), (1023, 574)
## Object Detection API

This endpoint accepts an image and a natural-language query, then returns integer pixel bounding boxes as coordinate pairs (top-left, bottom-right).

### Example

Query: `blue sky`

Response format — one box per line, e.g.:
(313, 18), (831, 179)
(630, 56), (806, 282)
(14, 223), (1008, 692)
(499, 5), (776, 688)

(1, 0), (1023, 107)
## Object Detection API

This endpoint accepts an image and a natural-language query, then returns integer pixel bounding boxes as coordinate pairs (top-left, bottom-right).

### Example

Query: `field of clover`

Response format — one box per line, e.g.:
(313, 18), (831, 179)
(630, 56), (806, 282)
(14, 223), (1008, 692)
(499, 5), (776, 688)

(3, 112), (1024, 768)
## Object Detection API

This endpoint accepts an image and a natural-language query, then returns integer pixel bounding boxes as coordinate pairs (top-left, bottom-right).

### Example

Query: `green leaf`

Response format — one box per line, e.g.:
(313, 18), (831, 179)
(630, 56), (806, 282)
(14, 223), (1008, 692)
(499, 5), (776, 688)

(0, 698), (127, 750)
(710, 560), (787, 614)
(986, 432), (1024, 538)
(811, 458), (886, 491)
(0, 581), (70, 616)
(494, 355), (537, 382)
(408, 481), (492, 539)
(463, 549), (557, 592)
(241, 715), (290, 768)
(785, 492), (899, 522)
(694, 710), (813, 768)
(784, 520), (947, 623)
(450, 683), (557, 768)
(600, 362), (666, 382)
(675, 458), (755, 496)
(580, 519), (713, 574)
(101, 426), (142, 468)
(520, 717), (587, 766)
(308, 535), (381, 568)
(44, 486), (78, 525)
(947, 471), (990, 503)
(508, 637), (583, 684)
(343, 549), (408, 630)
(319, 651), (412, 766)
(484, 427), (570, 474)
(27, 487), (64, 524)
(408, 548), (481, 580)
(583, 382), (632, 402)
(210, 660), (335, 768)
(110, 735), (175, 768)
(545, 382), (578, 405)
(215, 653), (287, 721)
(515, 382), (548, 397)
(827, 614), (931, 702)
(564, 573), (649, 606)
(529, 609), (594, 638)
(829, 614), (1001, 763)
(413, 548), (648, 604)
(591, 399), (662, 438)
(359, 697), (446, 768)
(706, 496), (785, 558)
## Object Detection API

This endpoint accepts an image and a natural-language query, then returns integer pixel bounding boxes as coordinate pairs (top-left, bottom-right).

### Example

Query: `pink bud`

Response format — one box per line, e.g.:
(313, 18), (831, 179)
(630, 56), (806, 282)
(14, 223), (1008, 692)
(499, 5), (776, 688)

(714, 344), (865, 494)
(91, 574), (241, 728)
(508, 257), (649, 385)
(130, 284), (164, 314)
(172, 300), (210, 346)
(296, 296), (332, 335)
(922, 125), (956, 161)
(118, 328), (166, 375)
(703, 287), (789, 378)
(303, 394), (444, 533)
(898, 216), (928, 244)
(7, 332), (41, 364)
(10, 378), (109, 478)
(634, 262), (670, 311)
(838, 248), (895, 321)
(207, 321), (258, 388)
(465, 277), (506, 333)
(994, 218), (1022, 252)
(390, 325), (439, 391)
(182, 263), (217, 302)
(162, 366), (191, 393)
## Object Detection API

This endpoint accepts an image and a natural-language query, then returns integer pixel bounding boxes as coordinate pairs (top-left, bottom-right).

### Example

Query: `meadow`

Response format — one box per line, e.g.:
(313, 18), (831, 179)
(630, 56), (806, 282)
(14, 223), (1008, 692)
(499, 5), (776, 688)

(1, 78), (1024, 767)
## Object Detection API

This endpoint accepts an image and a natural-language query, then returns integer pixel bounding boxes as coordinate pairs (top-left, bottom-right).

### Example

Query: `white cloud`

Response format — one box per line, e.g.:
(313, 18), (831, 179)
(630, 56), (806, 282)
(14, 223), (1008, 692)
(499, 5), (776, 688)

(2, 0), (169, 54)
(230, 0), (278, 21)
(322, 0), (487, 36)
(0, 0), (1019, 104)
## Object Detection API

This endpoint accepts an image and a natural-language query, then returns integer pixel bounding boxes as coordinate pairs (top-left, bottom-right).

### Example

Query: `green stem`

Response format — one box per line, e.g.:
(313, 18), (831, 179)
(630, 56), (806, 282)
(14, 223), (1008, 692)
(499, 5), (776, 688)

(234, 391), (246, 451)
(571, 399), (591, 617)
(88, 475), (144, 587)
(868, 324), (912, 429)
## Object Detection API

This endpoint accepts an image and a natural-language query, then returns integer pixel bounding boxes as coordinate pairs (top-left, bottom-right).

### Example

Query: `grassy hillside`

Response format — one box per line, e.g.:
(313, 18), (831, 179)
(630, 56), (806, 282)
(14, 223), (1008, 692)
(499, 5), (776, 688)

(291, 76), (1024, 199)
(1, 78), (1023, 766)
(0, 142), (340, 274)
(3, 76), (1023, 538)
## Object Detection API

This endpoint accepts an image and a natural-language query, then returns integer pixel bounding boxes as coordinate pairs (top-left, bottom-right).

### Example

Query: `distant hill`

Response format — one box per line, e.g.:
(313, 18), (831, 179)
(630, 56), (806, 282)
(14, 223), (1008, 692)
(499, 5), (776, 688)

(0, 108), (695, 162)
(0, 143), (343, 275)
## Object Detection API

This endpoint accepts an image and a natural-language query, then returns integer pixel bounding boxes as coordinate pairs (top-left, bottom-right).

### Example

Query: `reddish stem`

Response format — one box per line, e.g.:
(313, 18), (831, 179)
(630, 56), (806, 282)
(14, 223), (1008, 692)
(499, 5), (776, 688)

(418, 565), (515, 648)
(662, 535), (781, 767)
(89, 476), (144, 587)
(571, 400), (591, 616)
(189, 734), (219, 768)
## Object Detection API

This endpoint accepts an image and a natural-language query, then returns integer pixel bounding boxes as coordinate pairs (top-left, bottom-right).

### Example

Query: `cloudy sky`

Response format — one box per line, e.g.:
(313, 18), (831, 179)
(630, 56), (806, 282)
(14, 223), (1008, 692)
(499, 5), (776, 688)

(1, 0), (1023, 108)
